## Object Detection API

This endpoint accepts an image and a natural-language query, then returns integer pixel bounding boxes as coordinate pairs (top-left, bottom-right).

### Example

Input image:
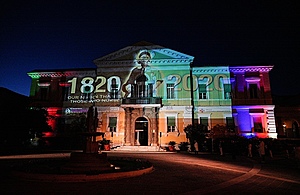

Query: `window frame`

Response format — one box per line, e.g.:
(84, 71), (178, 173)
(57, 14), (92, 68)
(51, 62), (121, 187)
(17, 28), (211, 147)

(166, 114), (178, 133)
(166, 83), (175, 99)
(249, 83), (259, 99)
(108, 117), (117, 132)
(249, 113), (265, 133)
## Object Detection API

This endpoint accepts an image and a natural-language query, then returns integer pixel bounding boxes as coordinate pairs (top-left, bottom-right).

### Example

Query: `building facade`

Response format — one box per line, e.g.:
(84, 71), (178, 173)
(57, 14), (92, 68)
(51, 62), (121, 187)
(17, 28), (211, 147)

(27, 42), (277, 150)
(273, 95), (300, 139)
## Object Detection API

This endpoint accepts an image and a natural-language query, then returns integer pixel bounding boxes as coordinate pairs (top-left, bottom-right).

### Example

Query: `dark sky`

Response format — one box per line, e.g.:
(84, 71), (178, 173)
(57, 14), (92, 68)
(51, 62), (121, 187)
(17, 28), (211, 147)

(1, 0), (299, 96)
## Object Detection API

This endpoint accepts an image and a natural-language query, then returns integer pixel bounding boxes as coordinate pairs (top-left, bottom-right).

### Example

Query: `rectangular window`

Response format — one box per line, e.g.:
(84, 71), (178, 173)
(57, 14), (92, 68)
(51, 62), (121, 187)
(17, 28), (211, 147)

(110, 89), (118, 99)
(61, 86), (69, 101)
(40, 87), (48, 101)
(226, 117), (235, 132)
(110, 82), (118, 99)
(193, 118), (199, 125)
(167, 84), (175, 99)
(198, 84), (207, 99)
(249, 84), (258, 99)
(108, 117), (117, 132)
(253, 117), (263, 133)
(167, 117), (176, 132)
(224, 84), (231, 99)
(200, 117), (208, 127)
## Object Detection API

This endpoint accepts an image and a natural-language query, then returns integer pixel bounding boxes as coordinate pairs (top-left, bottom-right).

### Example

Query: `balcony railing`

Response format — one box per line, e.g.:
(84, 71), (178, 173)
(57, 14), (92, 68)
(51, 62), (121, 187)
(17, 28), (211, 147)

(232, 98), (273, 105)
(122, 97), (162, 105)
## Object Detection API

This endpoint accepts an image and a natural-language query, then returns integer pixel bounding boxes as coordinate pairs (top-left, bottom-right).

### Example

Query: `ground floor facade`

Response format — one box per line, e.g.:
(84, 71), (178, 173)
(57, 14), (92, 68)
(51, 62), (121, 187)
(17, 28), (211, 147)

(45, 103), (277, 149)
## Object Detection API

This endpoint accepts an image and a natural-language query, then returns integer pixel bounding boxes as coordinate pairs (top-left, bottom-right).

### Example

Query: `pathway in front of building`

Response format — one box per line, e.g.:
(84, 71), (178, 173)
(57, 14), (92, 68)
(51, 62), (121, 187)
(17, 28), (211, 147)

(0, 151), (299, 194)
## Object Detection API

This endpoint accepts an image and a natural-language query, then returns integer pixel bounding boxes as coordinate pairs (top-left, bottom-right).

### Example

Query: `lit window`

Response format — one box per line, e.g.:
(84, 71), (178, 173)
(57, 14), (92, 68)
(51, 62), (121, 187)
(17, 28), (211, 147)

(198, 84), (207, 99)
(109, 117), (117, 132)
(167, 117), (176, 132)
(253, 117), (263, 133)
(167, 83), (175, 99)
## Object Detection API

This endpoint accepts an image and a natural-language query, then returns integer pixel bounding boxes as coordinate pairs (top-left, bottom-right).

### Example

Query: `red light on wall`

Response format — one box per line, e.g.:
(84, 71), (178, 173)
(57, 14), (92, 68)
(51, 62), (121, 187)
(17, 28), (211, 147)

(43, 132), (54, 137)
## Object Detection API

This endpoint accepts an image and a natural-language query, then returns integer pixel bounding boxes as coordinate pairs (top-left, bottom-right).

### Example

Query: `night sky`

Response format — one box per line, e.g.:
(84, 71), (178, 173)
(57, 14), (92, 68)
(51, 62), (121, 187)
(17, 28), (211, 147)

(1, 1), (299, 96)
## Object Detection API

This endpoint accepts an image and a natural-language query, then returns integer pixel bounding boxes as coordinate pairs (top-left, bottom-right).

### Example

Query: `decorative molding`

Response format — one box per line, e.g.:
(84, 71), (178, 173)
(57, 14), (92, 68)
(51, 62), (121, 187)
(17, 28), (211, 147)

(59, 82), (71, 87)
(28, 71), (96, 78)
(245, 77), (261, 83)
(37, 83), (50, 87)
(193, 67), (229, 73)
(229, 66), (273, 73)
(93, 45), (194, 65)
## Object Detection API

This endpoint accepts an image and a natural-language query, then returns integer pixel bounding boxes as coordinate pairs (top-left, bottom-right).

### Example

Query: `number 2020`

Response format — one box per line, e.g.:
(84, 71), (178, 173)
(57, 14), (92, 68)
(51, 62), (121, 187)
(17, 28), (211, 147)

(68, 76), (121, 94)
(168, 74), (228, 91)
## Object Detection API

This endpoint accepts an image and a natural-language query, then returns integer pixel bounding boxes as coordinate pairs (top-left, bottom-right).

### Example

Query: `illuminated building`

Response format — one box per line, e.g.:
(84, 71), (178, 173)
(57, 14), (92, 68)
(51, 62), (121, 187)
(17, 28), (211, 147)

(27, 41), (277, 150)
(230, 66), (276, 139)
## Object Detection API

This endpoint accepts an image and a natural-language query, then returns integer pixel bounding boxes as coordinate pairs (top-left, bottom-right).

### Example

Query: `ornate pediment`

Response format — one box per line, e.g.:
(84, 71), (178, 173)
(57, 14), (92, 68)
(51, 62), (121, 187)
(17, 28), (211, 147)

(93, 41), (194, 67)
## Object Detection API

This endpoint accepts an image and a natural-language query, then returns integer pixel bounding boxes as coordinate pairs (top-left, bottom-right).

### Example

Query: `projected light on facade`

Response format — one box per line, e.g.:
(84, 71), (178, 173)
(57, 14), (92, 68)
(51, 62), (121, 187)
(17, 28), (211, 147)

(27, 42), (277, 151)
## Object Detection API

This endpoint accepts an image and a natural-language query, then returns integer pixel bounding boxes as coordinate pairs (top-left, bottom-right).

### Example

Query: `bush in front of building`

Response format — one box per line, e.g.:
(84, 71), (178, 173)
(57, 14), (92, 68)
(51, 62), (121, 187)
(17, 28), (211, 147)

(184, 123), (208, 151)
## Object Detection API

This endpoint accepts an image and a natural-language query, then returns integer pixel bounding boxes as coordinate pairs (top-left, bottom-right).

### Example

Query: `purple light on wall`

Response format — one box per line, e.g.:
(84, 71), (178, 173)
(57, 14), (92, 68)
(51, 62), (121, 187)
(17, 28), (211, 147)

(235, 108), (252, 133)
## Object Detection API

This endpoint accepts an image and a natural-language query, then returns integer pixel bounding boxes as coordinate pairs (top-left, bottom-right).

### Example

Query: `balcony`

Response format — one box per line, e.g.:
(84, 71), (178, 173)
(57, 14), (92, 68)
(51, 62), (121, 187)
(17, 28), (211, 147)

(122, 97), (162, 105)
(232, 98), (273, 105)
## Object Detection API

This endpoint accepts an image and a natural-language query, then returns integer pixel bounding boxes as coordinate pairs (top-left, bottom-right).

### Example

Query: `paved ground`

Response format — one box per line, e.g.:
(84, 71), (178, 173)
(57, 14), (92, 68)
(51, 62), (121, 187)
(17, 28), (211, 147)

(0, 151), (299, 194)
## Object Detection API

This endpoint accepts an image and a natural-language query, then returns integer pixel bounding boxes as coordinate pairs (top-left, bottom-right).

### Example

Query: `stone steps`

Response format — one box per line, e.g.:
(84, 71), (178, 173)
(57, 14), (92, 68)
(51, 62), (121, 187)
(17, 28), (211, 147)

(112, 146), (163, 152)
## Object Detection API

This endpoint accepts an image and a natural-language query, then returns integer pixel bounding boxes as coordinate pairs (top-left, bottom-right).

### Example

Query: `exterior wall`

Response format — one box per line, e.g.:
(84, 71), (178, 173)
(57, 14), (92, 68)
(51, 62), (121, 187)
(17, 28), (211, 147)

(230, 66), (276, 139)
(275, 106), (300, 138)
(27, 44), (278, 150)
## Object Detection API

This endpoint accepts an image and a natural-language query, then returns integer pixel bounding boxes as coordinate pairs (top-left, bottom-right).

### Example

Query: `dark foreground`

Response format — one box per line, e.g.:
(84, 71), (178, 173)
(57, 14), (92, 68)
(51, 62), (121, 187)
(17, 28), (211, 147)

(0, 151), (299, 195)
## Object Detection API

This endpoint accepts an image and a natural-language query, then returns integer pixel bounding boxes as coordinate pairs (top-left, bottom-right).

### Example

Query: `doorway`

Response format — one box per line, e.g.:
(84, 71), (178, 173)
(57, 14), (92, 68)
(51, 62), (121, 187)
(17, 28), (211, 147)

(135, 117), (148, 146)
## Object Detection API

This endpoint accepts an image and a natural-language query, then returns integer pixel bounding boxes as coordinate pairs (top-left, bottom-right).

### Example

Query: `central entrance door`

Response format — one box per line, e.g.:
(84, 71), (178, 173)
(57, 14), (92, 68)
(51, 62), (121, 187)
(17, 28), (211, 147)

(135, 117), (148, 146)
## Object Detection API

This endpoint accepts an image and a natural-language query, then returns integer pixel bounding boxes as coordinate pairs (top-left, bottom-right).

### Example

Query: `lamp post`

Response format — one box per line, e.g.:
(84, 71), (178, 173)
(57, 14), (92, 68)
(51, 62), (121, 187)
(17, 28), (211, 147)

(189, 63), (195, 142)
(283, 124), (286, 136)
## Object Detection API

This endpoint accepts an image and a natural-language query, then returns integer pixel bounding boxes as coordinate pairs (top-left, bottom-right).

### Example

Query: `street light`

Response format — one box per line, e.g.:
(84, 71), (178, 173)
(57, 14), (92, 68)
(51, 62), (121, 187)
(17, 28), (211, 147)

(283, 123), (286, 136)
(189, 63), (195, 145)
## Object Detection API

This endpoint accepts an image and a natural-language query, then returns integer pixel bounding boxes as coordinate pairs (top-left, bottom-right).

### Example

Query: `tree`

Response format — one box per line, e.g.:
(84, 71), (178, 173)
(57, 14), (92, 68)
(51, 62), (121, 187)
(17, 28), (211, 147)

(184, 123), (208, 148)
(27, 108), (52, 136)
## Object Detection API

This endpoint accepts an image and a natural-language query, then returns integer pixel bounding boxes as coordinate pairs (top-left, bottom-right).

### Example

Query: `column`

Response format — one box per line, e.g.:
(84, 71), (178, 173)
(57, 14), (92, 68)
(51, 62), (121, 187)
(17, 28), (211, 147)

(125, 108), (131, 145)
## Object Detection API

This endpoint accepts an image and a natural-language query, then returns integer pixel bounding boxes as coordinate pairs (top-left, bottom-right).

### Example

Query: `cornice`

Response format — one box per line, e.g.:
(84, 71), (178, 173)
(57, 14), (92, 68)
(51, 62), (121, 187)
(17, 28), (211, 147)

(193, 66), (229, 74)
(94, 46), (136, 62)
(96, 59), (193, 67)
(158, 48), (194, 60)
(28, 71), (96, 78)
(229, 66), (273, 73)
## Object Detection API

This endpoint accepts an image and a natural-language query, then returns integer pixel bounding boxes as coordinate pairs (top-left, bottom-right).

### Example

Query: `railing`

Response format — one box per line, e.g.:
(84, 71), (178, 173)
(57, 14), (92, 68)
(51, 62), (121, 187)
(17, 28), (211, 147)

(122, 97), (162, 104)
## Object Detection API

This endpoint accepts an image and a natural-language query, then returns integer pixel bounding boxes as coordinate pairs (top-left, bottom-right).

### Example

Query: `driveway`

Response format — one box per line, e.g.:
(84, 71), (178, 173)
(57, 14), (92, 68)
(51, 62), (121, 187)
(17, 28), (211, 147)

(0, 151), (299, 194)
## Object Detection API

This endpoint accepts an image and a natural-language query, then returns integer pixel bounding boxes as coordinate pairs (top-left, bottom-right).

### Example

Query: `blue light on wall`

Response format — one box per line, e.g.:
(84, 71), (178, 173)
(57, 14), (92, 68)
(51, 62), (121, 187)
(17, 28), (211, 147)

(236, 109), (251, 133)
